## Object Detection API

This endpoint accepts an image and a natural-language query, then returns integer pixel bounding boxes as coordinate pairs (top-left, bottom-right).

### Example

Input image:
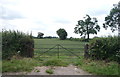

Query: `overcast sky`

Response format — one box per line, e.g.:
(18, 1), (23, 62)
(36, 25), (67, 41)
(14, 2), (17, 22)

(0, 0), (119, 38)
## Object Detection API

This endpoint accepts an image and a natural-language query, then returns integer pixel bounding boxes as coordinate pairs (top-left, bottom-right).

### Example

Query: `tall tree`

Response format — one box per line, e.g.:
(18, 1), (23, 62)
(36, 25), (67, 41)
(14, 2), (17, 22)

(37, 32), (44, 38)
(74, 15), (100, 41)
(103, 1), (120, 34)
(56, 28), (67, 40)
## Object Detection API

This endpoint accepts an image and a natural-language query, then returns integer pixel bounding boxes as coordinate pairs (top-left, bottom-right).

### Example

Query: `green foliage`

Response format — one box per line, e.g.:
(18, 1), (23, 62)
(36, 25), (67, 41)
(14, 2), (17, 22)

(2, 58), (41, 72)
(19, 37), (34, 57)
(89, 36), (120, 62)
(43, 59), (68, 66)
(37, 32), (44, 38)
(74, 15), (100, 41)
(56, 28), (67, 40)
(46, 69), (54, 74)
(103, 1), (120, 32)
(2, 30), (34, 59)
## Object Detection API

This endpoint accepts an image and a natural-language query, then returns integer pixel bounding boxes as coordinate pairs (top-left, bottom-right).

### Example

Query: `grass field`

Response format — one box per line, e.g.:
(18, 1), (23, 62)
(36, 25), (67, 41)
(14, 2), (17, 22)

(34, 38), (86, 59)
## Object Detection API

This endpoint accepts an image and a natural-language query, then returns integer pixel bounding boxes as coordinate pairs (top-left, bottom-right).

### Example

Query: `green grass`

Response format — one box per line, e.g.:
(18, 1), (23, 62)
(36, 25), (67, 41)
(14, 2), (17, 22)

(74, 59), (119, 75)
(2, 58), (42, 73)
(43, 59), (69, 66)
(34, 39), (85, 59)
(34, 39), (85, 50)
(46, 69), (54, 74)
(34, 38), (86, 45)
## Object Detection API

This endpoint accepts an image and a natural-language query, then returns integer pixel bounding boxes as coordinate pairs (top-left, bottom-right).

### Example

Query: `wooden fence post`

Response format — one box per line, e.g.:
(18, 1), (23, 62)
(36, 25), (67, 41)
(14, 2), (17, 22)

(84, 44), (89, 59)
(26, 42), (34, 58)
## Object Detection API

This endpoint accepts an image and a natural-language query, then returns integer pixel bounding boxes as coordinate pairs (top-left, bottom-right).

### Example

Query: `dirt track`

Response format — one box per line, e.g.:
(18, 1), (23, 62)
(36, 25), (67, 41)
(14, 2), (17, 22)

(3, 64), (91, 75)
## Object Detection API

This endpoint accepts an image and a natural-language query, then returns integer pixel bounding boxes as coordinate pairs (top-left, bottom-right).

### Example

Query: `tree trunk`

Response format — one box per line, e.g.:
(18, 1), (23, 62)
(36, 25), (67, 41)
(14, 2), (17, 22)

(118, 23), (120, 37)
(86, 25), (89, 42)
(87, 33), (89, 42)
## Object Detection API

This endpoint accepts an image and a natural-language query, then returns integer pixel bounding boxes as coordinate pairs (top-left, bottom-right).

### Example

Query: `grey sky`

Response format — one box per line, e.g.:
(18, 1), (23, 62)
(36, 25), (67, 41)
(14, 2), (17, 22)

(0, 0), (119, 38)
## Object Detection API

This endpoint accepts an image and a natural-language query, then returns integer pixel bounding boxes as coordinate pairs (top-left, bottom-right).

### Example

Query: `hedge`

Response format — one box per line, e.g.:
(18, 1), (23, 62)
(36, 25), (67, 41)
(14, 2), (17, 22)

(89, 36), (120, 63)
(2, 30), (34, 60)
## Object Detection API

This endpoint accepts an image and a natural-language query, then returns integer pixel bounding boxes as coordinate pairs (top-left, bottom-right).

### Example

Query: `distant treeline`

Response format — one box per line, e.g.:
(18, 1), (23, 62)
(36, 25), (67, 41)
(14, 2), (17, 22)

(67, 37), (91, 42)
(33, 36), (58, 39)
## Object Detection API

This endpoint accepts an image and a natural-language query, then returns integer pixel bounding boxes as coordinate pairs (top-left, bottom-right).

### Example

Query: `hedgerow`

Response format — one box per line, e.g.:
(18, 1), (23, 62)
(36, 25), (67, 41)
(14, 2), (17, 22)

(2, 30), (34, 60)
(89, 36), (120, 63)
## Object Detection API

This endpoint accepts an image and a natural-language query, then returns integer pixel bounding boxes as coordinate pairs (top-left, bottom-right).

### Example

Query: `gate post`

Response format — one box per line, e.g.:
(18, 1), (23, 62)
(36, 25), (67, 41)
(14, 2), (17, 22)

(84, 44), (89, 59)
(57, 44), (60, 59)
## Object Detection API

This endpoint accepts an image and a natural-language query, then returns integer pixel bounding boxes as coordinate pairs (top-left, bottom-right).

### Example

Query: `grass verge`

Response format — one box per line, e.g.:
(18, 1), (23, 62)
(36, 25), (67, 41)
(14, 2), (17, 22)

(74, 59), (119, 75)
(2, 58), (42, 73)
(2, 56), (119, 75)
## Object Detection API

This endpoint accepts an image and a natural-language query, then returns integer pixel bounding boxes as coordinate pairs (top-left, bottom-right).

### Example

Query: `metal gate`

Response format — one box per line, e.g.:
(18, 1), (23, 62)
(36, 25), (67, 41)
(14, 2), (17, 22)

(34, 44), (84, 59)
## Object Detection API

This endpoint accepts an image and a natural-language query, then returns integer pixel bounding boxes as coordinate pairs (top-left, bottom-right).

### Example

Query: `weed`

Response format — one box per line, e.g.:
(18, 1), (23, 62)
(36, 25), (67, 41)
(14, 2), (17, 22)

(46, 69), (53, 74)
(74, 60), (83, 66)
(43, 59), (68, 66)
(34, 69), (40, 72)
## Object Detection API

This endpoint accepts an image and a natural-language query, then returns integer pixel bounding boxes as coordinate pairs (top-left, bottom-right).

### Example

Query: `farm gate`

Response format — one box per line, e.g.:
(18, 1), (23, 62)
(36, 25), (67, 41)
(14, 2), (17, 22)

(34, 44), (85, 59)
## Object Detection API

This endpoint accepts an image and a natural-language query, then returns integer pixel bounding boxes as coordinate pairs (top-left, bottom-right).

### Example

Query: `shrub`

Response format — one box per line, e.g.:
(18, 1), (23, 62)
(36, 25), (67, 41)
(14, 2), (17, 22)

(2, 30), (34, 60)
(89, 36), (120, 62)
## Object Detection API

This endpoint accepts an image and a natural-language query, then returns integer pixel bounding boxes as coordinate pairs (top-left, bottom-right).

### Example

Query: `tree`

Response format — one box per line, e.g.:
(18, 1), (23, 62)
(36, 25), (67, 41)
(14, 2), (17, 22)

(37, 32), (44, 38)
(74, 15), (100, 41)
(103, 1), (120, 34)
(56, 28), (67, 40)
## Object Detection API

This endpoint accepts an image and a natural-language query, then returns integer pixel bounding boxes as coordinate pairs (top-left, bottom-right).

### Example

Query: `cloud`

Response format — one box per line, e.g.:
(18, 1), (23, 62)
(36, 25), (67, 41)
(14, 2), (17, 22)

(0, 7), (24, 20)
(87, 10), (108, 17)
(0, 0), (17, 5)
(1, 0), (119, 38)
(54, 18), (71, 24)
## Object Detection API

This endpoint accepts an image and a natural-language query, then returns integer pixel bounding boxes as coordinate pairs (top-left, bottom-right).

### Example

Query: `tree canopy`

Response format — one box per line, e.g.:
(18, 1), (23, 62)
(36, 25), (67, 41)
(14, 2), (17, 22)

(103, 1), (120, 33)
(37, 32), (44, 38)
(56, 28), (67, 40)
(74, 15), (100, 41)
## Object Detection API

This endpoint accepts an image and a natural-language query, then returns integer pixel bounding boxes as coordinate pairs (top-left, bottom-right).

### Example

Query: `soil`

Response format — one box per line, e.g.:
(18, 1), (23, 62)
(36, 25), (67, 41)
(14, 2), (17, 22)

(3, 64), (92, 75)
